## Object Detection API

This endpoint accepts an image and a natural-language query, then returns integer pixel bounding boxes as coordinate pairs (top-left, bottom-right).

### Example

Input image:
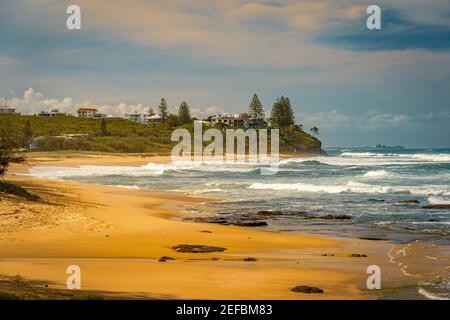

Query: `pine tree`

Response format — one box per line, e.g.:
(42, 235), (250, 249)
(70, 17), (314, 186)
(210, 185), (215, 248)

(282, 96), (295, 127)
(177, 101), (191, 125)
(270, 96), (295, 128)
(270, 98), (283, 128)
(158, 98), (169, 121)
(148, 107), (155, 116)
(248, 94), (264, 118)
(23, 120), (33, 147)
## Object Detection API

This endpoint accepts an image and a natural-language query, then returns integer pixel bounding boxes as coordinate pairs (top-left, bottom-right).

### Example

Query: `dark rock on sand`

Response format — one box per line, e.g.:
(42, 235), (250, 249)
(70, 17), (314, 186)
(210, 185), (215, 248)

(290, 211), (311, 218)
(422, 204), (450, 209)
(243, 257), (258, 261)
(256, 210), (283, 216)
(172, 244), (227, 253)
(350, 253), (367, 257)
(291, 286), (324, 294)
(368, 199), (385, 202)
(321, 253), (335, 257)
(232, 221), (268, 227)
(199, 230), (212, 233)
(358, 237), (385, 241)
(158, 256), (175, 262)
(315, 214), (352, 220)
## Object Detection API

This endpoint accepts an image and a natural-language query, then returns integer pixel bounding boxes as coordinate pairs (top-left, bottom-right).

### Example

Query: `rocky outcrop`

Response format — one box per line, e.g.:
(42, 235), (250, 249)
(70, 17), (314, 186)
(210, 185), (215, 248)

(172, 244), (227, 253)
(291, 286), (324, 294)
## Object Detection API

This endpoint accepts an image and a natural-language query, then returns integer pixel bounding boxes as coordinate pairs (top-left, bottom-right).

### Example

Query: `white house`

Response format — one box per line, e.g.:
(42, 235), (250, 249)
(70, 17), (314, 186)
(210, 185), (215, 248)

(208, 113), (266, 128)
(77, 107), (105, 118)
(37, 109), (65, 117)
(125, 111), (162, 125)
(147, 114), (162, 124)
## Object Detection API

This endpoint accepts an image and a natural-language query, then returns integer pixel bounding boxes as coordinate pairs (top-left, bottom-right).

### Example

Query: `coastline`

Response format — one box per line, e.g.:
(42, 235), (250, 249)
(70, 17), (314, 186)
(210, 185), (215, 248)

(1, 153), (410, 299)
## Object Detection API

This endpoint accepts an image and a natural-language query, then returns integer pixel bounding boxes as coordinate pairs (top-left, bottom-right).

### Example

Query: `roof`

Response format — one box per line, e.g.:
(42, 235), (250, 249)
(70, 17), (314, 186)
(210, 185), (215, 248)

(77, 108), (98, 111)
(149, 114), (162, 119)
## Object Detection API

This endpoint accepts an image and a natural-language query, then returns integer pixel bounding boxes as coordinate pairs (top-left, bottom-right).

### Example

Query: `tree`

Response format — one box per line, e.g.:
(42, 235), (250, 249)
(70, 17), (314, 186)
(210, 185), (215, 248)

(270, 96), (295, 128)
(23, 120), (33, 147)
(248, 94), (264, 118)
(166, 114), (178, 127)
(0, 129), (24, 180)
(100, 118), (108, 136)
(177, 101), (191, 125)
(148, 107), (155, 116)
(158, 98), (169, 122)
(310, 127), (319, 135)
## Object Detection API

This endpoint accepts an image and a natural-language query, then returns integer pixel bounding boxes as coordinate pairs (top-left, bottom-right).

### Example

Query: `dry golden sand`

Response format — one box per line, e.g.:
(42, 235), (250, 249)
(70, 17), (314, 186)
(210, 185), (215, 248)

(0, 153), (408, 299)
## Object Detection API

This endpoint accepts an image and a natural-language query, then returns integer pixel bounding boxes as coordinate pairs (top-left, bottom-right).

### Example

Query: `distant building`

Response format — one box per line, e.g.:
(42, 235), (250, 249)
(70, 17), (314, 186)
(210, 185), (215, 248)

(208, 113), (266, 128)
(125, 111), (147, 124)
(37, 109), (65, 117)
(147, 114), (162, 124)
(77, 107), (105, 118)
(0, 103), (19, 114)
(125, 111), (162, 125)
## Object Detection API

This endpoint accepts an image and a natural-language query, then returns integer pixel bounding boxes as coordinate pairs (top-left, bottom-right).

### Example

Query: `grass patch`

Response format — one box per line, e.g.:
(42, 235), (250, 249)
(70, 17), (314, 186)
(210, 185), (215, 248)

(0, 181), (40, 201)
(0, 291), (24, 300)
(72, 294), (106, 300)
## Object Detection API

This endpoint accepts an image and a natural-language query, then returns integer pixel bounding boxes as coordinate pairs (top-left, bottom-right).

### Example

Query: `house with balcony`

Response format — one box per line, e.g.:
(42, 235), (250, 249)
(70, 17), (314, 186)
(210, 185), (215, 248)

(208, 113), (266, 128)
(77, 107), (105, 118)
(37, 108), (66, 117)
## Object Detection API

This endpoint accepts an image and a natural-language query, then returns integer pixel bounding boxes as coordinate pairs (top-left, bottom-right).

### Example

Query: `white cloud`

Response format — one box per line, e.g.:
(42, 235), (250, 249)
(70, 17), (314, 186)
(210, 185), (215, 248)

(1, 88), (223, 119)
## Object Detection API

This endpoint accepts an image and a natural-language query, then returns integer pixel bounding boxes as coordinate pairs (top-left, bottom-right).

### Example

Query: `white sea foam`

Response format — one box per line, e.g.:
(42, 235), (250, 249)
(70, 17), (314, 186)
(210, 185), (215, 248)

(418, 288), (449, 300)
(427, 196), (450, 205)
(341, 152), (450, 162)
(363, 170), (390, 178)
(28, 160), (260, 179)
(248, 181), (449, 196)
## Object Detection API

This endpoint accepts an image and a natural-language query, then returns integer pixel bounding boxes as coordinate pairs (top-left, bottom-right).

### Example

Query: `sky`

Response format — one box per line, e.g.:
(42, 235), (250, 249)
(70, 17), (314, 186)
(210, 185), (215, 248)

(1, 0), (449, 147)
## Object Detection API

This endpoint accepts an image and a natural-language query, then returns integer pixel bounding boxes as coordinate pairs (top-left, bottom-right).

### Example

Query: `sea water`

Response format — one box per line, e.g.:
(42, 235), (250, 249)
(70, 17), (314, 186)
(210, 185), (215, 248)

(29, 147), (450, 299)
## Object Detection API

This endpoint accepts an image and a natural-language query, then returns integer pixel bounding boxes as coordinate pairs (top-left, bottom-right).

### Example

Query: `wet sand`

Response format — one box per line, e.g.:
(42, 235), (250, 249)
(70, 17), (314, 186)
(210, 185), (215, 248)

(0, 153), (410, 299)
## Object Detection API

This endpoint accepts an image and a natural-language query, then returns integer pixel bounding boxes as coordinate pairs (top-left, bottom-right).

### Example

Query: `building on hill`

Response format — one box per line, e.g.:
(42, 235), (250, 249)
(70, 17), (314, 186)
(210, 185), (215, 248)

(77, 107), (105, 118)
(147, 114), (162, 124)
(125, 111), (162, 125)
(207, 113), (266, 128)
(37, 109), (66, 117)
(0, 103), (19, 114)
(125, 111), (148, 125)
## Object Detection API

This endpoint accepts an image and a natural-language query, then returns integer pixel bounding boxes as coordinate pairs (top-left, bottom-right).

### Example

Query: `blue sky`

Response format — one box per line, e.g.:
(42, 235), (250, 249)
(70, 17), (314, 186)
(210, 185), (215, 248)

(1, 0), (449, 147)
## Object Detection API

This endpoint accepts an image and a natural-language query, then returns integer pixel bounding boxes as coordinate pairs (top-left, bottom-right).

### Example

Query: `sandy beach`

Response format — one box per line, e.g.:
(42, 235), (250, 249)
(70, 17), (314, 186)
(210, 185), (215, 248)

(0, 153), (410, 299)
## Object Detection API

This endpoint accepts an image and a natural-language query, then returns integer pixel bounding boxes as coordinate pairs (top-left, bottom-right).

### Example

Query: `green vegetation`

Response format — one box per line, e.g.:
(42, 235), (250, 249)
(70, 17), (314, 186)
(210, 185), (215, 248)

(177, 101), (191, 125)
(0, 181), (40, 201)
(0, 291), (23, 300)
(248, 94), (264, 118)
(0, 93), (322, 155)
(158, 98), (169, 122)
(270, 96), (295, 128)
(100, 118), (108, 136)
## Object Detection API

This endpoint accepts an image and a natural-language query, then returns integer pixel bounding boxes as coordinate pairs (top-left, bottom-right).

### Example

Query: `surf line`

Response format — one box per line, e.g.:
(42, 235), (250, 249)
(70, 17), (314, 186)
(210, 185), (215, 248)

(171, 120), (280, 175)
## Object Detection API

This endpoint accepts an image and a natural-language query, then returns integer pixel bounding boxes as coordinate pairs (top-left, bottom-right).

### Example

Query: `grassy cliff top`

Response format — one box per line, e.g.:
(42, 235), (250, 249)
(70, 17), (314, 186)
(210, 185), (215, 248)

(0, 114), (323, 154)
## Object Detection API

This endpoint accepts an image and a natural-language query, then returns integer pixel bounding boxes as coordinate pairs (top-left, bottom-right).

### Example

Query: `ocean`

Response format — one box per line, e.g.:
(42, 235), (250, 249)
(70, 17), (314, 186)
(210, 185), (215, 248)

(29, 148), (450, 299)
